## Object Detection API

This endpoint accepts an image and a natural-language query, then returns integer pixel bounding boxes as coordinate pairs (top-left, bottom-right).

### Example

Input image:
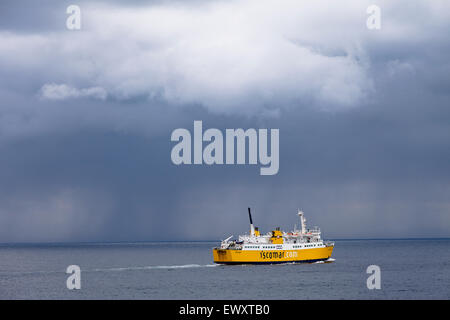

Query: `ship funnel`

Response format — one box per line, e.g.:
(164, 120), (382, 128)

(248, 208), (253, 224)
(248, 207), (255, 236)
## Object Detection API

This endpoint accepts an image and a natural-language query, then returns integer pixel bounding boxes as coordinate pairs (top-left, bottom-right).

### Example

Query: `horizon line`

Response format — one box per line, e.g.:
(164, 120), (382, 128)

(0, 237), (450, 246)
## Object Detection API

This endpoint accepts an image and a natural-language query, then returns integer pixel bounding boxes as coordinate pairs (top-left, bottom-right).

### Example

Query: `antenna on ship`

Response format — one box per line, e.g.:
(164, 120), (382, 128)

(248, 207), (256, 236)
(297, 209), (307, 235)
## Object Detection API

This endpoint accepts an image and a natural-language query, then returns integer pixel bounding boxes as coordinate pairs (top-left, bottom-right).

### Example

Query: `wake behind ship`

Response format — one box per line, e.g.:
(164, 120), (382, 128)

(213, 208), (334, 264)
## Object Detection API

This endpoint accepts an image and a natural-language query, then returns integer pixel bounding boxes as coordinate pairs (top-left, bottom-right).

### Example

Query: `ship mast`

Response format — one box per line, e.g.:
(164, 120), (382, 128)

(297, 210), (307, 235)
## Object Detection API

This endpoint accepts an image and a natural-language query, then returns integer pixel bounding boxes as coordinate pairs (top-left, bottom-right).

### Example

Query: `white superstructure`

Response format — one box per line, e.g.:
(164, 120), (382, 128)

(220, 209), (334, 250)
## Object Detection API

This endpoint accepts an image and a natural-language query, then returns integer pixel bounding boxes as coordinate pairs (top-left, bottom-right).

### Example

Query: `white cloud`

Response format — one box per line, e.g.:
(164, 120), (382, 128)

(0, 0), (449, 119)
(0, 0), (379, 115)
(85, 0), (376, 113)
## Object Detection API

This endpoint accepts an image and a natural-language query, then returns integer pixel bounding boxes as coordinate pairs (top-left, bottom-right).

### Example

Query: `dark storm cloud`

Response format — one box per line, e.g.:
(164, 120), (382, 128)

(0, 0), (450, 242)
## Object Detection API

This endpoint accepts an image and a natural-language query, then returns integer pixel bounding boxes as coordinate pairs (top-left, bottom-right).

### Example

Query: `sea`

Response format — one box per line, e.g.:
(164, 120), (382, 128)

(0, 239), (449, 299)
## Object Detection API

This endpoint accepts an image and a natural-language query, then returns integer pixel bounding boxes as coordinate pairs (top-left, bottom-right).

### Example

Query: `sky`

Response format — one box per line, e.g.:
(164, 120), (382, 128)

(0, 0), (450, 242)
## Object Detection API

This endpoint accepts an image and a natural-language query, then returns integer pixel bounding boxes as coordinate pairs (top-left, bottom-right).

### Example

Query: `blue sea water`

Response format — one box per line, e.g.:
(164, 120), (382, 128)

(0, 239), (449, 299)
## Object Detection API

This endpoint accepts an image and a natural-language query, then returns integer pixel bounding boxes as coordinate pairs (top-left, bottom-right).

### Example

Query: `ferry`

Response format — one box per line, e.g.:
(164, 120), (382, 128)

(213, 208), (334, 264)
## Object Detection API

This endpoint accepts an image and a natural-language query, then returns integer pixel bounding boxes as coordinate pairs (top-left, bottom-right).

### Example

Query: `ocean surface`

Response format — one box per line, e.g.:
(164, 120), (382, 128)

(0, 239), (449, 299)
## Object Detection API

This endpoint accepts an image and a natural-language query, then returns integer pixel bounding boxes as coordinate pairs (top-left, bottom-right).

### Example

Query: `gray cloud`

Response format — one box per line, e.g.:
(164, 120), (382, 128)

(0, 0), (450, 242)
(1, 1), (377, 116)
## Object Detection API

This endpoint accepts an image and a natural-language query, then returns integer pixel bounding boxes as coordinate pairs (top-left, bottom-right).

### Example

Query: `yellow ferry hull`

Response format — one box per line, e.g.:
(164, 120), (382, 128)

(213, 246), (334, 265)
